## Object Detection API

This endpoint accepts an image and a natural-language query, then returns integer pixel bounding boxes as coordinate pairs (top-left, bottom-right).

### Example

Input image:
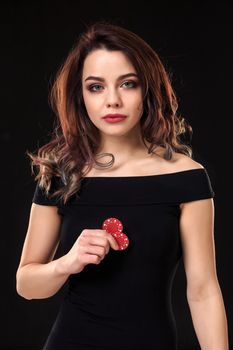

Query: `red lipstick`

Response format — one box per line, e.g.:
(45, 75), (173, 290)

(102, 114), (127, 123)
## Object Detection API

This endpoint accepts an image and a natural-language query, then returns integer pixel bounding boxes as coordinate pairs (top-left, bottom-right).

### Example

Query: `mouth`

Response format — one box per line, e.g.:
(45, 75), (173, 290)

(102, 114), (127, 123)
(102, 114), (127, 119)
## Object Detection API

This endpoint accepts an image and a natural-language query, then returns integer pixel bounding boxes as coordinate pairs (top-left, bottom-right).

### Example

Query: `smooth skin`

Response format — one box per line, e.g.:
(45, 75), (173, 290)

(16, 49), (228, 349)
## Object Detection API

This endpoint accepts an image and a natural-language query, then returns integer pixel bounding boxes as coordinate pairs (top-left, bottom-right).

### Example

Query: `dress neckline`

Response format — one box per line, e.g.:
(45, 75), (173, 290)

(82, 168), (205, 180)
(67, 167), (214, 206)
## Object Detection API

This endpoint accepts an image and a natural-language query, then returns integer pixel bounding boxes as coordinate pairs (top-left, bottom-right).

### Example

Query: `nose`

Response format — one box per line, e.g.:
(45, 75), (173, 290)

(106, 88), (122, 108)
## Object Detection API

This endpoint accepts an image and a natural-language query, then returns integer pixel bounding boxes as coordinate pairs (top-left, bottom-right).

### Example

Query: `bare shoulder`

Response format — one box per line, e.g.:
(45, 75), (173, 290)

(154, 146), (204, 173)
(171, 152), (204, 171)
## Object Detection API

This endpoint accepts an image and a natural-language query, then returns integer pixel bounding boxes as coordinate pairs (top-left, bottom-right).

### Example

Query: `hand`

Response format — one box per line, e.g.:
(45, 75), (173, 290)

(60, 229), (119, 275)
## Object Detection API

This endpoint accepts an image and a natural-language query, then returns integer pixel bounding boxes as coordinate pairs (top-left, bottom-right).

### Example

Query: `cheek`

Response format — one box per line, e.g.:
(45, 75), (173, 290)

(132, 99), (143, 116)
(83, 93), (99, 115)
(126, 93), (143, 111)
(137, 101), (143, 112)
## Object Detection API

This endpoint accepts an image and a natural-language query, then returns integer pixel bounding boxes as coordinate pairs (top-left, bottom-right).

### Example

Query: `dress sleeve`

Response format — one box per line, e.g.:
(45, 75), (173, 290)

(32, 176), (63, 208)
(178, 168), (215, 203)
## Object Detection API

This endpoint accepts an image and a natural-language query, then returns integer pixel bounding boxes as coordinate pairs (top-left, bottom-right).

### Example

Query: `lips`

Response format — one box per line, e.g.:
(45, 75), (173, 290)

(102, 114), (127, 119)
(102, 113), (127, 123)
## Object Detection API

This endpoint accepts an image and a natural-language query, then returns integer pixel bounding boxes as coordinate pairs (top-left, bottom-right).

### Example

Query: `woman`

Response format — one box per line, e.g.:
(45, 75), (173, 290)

(16, 21), (229, 349)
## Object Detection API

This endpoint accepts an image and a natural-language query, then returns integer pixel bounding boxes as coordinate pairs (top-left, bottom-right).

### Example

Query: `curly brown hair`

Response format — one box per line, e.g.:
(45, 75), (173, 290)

(29, 20), (193, 204)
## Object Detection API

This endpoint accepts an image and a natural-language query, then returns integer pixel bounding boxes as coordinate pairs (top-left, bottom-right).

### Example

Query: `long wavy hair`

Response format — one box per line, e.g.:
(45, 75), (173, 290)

(29, 20), (193, 204)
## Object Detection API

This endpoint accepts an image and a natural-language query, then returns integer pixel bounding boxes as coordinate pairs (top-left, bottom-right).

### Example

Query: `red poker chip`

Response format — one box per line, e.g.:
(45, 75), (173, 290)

(102, 217), (129, 251)
(102, 218), (123, 234)
(112, 231), (129, 250)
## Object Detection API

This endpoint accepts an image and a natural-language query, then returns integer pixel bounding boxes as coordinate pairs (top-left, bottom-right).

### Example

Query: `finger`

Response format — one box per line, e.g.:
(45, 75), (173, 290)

(87, 236), (110, 254)
(84, 244), (107, 259)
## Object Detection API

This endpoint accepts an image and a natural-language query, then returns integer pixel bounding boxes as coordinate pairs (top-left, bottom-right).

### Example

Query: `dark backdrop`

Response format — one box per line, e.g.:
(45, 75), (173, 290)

(1, 1), (232, 349)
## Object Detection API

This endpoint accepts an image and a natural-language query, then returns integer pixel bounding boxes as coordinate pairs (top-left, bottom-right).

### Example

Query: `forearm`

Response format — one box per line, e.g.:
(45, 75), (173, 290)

(16, 256), (70, 300)
(187, 286), (229, 350)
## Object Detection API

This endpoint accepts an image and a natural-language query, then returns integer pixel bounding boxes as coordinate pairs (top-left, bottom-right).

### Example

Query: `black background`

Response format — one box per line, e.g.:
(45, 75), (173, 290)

(1, 1), (232, 349)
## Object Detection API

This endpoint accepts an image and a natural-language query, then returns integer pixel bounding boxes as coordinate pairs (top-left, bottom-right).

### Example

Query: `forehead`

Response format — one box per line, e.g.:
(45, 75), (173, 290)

(82, 49), (136, 77)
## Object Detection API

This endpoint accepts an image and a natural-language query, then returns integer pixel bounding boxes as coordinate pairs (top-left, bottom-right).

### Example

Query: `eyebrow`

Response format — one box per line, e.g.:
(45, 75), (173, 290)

(84, 73), (139, 82)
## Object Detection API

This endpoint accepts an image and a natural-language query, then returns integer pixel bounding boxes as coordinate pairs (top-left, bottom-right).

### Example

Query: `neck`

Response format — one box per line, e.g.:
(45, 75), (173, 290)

(96, 127), (153, 163)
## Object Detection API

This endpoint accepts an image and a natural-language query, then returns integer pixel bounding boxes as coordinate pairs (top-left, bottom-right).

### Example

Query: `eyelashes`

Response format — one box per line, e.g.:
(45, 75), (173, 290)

(87, 80), (139, 93)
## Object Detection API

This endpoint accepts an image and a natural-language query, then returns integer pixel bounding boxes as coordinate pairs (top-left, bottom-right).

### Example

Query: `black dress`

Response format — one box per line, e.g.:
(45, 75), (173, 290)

(32, 168), (215, 350)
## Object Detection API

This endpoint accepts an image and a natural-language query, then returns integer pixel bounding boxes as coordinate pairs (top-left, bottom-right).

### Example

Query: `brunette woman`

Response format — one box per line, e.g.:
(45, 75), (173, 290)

(16, 21), (228, 349)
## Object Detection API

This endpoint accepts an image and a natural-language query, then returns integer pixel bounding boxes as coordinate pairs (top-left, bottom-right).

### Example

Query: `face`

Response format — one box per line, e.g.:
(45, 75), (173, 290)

(82, 49), (143, 138)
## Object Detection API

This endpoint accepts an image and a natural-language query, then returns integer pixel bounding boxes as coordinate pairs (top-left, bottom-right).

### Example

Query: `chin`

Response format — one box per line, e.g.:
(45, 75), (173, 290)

(101, 128), (131, 136)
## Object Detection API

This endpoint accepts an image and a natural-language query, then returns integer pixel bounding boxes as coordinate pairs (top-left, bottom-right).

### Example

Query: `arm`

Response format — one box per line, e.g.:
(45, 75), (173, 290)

(179, 198), (229, 350)
(16, 203), (70, 300)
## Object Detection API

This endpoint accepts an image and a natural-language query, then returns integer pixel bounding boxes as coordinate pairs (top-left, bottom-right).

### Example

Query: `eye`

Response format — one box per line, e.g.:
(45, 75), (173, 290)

(87, 84), (103, 92)
(87, 80), (138, 93)
(121, 80), (138, 88)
